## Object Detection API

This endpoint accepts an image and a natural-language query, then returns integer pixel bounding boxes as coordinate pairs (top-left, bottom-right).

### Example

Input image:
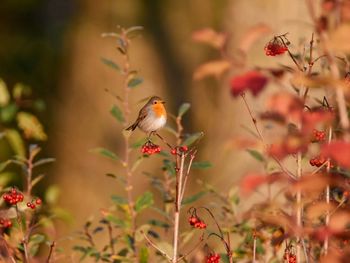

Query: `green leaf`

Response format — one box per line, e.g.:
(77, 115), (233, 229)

(192, 161), (212, 169)
(246, 149), (265, 162)
(101, 57), (121, 72)
(111, 195), (128, 205)
(110, 105), (125, 123)
(17, 112), (47, 141)
(148, 219), (170, 229)
(131, 157), (144, 172)
(135, 192), (153, 212)
(0, 79), (9, 106)
(105, 214), (127, 228)
(90, 147), (120, 161)
(5, 129), (25, 157)
(45, 185), (60, 205)
(125, 26), (144, 37)
(182, 132), (203, 147)
(31, 174), (45, 188)
(178, 103), (191, 117)
(139, 247), (149, 263)
(29, 234), (45, 245)
(13, 83), (31, 99)
(127, 77), (143, 88)
(0, 103), (17, 122)
(181, 191), (206, 205)
(33, 158), (55, 168)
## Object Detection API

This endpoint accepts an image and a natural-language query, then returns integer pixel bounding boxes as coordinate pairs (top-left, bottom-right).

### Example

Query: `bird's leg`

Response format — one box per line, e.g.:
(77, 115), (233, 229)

(147, 131), (155, 142)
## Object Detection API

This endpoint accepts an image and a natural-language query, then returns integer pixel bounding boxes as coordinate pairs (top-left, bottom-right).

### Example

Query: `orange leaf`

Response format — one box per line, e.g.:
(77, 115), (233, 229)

(193, 60), (231, 80)
(322, 141), (350, 168)
(192, 28), (227, 49)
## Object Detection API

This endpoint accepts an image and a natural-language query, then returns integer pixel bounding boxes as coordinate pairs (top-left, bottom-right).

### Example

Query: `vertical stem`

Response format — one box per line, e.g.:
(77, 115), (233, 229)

(324, 127), (333, 254)
(253, 231), (257, 263)
(172, 154), (185, 263)
(120, 30), (137, 259)
(296, 152), (302, 263)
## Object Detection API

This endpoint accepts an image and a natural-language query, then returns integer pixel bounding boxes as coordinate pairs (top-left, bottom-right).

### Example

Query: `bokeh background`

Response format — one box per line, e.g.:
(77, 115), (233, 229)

(0, 0), (313, 250)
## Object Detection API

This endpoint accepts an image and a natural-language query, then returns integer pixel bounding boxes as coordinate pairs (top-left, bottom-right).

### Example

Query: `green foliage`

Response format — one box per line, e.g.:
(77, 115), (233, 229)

(90, 147), (120, 161)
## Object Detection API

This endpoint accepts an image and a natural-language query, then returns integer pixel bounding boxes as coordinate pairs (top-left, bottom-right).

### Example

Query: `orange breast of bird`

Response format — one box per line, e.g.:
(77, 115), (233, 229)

(152, 104), (166, 117)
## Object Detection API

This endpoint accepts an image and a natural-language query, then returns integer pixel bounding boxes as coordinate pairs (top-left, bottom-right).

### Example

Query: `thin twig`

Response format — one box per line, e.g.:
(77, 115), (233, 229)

(142, 231), (172, 261)
(176, 234), (204, 262)
(180, 152), (196, 201)
(46, 241), (56, 263)
(241, 94), (297, 180)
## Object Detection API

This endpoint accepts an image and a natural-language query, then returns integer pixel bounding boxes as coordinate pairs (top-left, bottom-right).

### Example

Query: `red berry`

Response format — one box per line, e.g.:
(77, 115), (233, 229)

(264, 39), (288, 56)
(30, 203), (36, 209)
(35, 198), (42, 205)
(180, 145), (188, 152)
(27, 202), (32, 208)
(188, 216), (198, 226)
(171, 148), (177, 155)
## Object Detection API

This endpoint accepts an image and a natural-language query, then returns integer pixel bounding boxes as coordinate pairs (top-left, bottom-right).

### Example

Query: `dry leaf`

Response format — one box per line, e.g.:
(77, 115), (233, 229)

(192, 28), (227, 49)
(193, 60), (231, 80)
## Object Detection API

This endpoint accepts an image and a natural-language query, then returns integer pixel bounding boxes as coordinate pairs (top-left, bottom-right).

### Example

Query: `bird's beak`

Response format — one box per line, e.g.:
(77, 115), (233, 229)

(161, 101), (166, 104)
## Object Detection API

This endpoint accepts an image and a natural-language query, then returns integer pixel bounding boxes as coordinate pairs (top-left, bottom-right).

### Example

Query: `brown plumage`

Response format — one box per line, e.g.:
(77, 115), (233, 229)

(126, 96), (167, 134)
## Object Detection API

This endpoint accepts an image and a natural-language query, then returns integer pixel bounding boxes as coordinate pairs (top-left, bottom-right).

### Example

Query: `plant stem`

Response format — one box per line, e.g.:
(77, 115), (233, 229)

(324, 126), (333, 254)
(120, 29), (138, 259)
(46, 241), (56, 263)
(172, 153), (185, 263)
(306, 0), (350, 139)
(296, 152), (303, 263)
(253, 231), (257, 263)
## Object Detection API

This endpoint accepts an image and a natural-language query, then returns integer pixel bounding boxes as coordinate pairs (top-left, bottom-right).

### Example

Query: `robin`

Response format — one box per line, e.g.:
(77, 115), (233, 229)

(126, 96), (167, 137)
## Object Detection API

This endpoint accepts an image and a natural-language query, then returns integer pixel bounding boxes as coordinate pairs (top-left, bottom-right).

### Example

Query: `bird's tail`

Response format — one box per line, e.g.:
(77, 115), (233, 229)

(126, 121), (138, 131)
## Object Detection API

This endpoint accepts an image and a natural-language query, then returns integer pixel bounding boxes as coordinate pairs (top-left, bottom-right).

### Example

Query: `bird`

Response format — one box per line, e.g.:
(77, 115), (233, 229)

(126, 96), (167, 137)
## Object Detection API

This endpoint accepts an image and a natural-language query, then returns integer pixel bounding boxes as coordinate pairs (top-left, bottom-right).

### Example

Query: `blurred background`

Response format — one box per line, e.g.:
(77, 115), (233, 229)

(0, 0), (312, 249)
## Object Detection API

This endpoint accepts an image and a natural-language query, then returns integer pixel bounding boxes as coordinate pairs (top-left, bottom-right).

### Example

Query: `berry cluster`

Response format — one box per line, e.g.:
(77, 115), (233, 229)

(309, 155), (334, 168)
(3, 188), (24, 205)
(283, 253), (296, 263)
(311, 129), (326, 142)
(26, 198), (42, 210)
(205, 253), (220, 263)
(0, 218), (12, 229)
(264, 38), (288, 56)
(141, 141), (161, 155)
(188, 215), (206, 229)
(170, 145), (188, 155)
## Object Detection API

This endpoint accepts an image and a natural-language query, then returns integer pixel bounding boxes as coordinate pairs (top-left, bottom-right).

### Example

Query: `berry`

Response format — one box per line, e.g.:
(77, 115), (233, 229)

(141, 142), (161, 155)
(188, 216), (206, 229)
(35, 198), (42, 205)
(311, 129), (326, 142)
(206, 253), (220, 263)
(30, 203), (36, 209)
(264, 38), (288, 56)
(27, 202), (32, 208)
(188, 216), (198, 226)
(309, 155), (334, 168)
(2, 188), (24, 206)
(171, 148), (177, 155)
(180, 145), (188, 152)
(2, 219), (12, 228)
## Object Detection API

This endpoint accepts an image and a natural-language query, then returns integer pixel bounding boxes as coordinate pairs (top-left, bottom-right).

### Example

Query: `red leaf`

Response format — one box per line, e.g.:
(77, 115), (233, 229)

(302, 109), (334, 134)
(230, 71), (268, 97)
(240, 172), (280, 196)
(266, 93), (303, 123)
(322, 141), (350, 168)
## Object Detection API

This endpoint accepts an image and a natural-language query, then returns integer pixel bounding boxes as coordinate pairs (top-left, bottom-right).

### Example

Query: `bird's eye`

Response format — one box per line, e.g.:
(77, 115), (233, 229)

(153, 101), (157, 104)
